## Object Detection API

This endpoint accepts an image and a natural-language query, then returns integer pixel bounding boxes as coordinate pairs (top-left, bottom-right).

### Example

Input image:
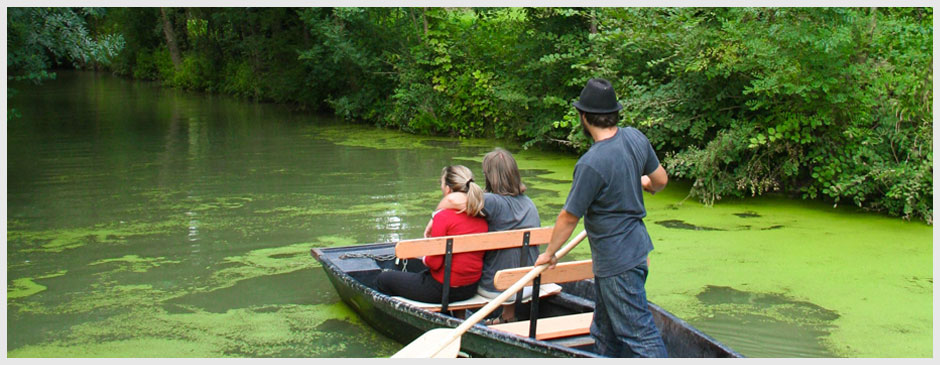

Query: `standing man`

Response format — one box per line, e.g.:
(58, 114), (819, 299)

(534, 78), (669, 357)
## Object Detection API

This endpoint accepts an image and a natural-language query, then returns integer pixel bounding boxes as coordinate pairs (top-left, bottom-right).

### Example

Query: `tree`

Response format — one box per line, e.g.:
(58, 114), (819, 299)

(159, 7), (182, 70)
(7, 7), (124, 119)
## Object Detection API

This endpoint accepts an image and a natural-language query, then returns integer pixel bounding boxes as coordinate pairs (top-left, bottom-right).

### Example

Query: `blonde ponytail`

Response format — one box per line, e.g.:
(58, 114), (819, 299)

(465, 179), (484, 217)
(441, 165), (485, 217)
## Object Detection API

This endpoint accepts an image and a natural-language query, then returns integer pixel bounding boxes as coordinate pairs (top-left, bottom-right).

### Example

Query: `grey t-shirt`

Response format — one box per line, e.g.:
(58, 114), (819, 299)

(563, 127), (661, 278)
(478, 193), (541, 292)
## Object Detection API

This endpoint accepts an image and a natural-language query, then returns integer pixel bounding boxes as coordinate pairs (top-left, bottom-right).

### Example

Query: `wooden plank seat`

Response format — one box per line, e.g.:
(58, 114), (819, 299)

(390, 284), (562, 313)
(392, 226), (555, 312)
(488, 259), (596, 339)
(488, 312), (594, 340)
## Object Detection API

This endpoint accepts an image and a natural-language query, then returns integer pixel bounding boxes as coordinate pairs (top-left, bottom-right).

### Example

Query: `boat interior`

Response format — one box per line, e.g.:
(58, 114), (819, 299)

(319, 242), (741, 358)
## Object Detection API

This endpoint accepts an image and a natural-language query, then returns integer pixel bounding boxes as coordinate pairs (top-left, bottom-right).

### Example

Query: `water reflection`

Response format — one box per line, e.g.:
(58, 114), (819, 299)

(375, 207), (407, 243)
(186, 211), (200, 242)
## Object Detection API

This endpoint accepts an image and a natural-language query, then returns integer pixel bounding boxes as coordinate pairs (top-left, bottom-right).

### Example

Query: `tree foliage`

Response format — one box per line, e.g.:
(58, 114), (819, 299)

(7, 7), (124, 119)
(16, 7), (930, 223)
(588, 8), (932, 223)
(8, 7), (124, 83)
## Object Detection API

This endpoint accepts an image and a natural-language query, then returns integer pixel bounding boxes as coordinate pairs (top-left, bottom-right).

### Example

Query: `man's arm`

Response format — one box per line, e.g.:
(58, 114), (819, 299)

(436, 192), (467, 211)
(641, 165), (668, 195)
(423, 193), (467, 238)
(534, 210), (580, 269)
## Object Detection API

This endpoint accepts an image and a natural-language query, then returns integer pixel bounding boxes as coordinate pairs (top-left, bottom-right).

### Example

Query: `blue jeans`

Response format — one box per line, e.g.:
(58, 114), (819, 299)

(591, 264), (668, 357)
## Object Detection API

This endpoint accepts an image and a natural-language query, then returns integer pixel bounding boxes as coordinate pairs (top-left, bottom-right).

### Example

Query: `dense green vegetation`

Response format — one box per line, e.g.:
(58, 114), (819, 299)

(8, 7), (932, 223)
(7, 7), (124, 119)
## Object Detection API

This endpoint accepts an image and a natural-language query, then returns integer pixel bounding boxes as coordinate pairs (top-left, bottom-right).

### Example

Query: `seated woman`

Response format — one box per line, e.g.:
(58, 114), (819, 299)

(376, 165), (488, 304)
(424, 148), (540, 323)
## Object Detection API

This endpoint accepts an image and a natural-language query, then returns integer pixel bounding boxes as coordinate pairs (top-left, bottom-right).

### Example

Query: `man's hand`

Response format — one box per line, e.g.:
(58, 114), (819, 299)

(642, 165), (668, 195)
(535, 210), (580, 270)
(641, 175), (654, 194)
(534, 252), (558, 270)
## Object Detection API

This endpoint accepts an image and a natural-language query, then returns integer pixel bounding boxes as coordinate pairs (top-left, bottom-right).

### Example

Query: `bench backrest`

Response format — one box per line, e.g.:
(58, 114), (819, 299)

(395, 226), (554, 259)
(492, 259), (594, 290)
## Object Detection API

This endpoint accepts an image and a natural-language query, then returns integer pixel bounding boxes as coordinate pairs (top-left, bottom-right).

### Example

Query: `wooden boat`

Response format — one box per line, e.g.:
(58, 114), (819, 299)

(311, 239), (743, 358)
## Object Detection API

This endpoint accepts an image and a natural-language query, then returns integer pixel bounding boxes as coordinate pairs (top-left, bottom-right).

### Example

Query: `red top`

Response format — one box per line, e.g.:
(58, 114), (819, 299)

(423, 209), (488, 287)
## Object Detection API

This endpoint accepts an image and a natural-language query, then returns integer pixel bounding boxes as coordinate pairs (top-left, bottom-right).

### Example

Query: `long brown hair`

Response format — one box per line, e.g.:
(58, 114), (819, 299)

(442, 165), (484, 217)
(482, 148), (526, 196)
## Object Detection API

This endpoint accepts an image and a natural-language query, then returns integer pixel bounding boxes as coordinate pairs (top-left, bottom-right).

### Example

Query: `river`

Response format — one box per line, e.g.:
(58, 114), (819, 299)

(6, 71), (932, 358)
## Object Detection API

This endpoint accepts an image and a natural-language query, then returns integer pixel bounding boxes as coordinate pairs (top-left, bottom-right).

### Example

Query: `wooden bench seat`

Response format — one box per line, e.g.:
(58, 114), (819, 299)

(488, 312), (594, 340)
(487, 259), (597, 340)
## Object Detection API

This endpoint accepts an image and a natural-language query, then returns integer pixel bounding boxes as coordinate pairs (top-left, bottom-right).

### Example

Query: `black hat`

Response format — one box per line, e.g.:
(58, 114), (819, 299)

(573, 78), (623, 114)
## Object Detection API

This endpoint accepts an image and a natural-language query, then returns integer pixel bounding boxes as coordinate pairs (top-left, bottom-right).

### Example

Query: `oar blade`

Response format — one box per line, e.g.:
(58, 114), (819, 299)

(391, 328), (461, 358)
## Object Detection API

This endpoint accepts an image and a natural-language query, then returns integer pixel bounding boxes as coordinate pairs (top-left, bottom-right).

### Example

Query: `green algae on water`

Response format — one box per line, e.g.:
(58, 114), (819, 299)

(311, 123), (495, 150)
(89, 255), (181, 273)
(9, 220), (183, 254)
(643, 189), (932, 357)
(7, 302), (400, 357)
(7, 270), (68, 299)
(208, 236), (357, 291)
(11, 282), (162, 316)
(9, 278), (49, 299)
(188, 196), (255, 212)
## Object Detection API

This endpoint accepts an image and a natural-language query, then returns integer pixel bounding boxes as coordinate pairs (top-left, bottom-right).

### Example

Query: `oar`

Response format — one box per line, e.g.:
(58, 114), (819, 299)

(392, 230), (588, 358)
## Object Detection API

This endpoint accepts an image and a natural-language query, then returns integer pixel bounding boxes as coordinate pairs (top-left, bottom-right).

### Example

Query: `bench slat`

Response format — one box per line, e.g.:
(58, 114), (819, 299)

(493, 259), (593, 290)
(488, 312), (594, 340)
(395, 226), (553, 259)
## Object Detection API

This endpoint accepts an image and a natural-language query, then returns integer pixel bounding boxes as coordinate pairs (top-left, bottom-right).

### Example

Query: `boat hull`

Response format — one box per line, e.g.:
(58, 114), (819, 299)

(312, 243), (742, 358)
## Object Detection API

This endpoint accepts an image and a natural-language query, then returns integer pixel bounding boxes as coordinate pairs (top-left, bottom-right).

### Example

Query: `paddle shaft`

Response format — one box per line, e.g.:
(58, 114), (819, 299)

(428, 230), (588, 357)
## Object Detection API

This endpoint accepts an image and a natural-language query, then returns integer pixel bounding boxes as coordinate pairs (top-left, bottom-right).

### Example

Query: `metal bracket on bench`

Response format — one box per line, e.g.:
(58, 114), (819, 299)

(513, 231), (531, 313)
(528, 274), (542, 338)
(519, 230), (542, 339)
(441, 238), (454, 313)
(517, 230), (542, 337)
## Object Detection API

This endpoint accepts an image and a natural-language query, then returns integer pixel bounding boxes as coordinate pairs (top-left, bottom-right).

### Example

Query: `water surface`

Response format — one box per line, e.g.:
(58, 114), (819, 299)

(6, 71), (932, 357)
